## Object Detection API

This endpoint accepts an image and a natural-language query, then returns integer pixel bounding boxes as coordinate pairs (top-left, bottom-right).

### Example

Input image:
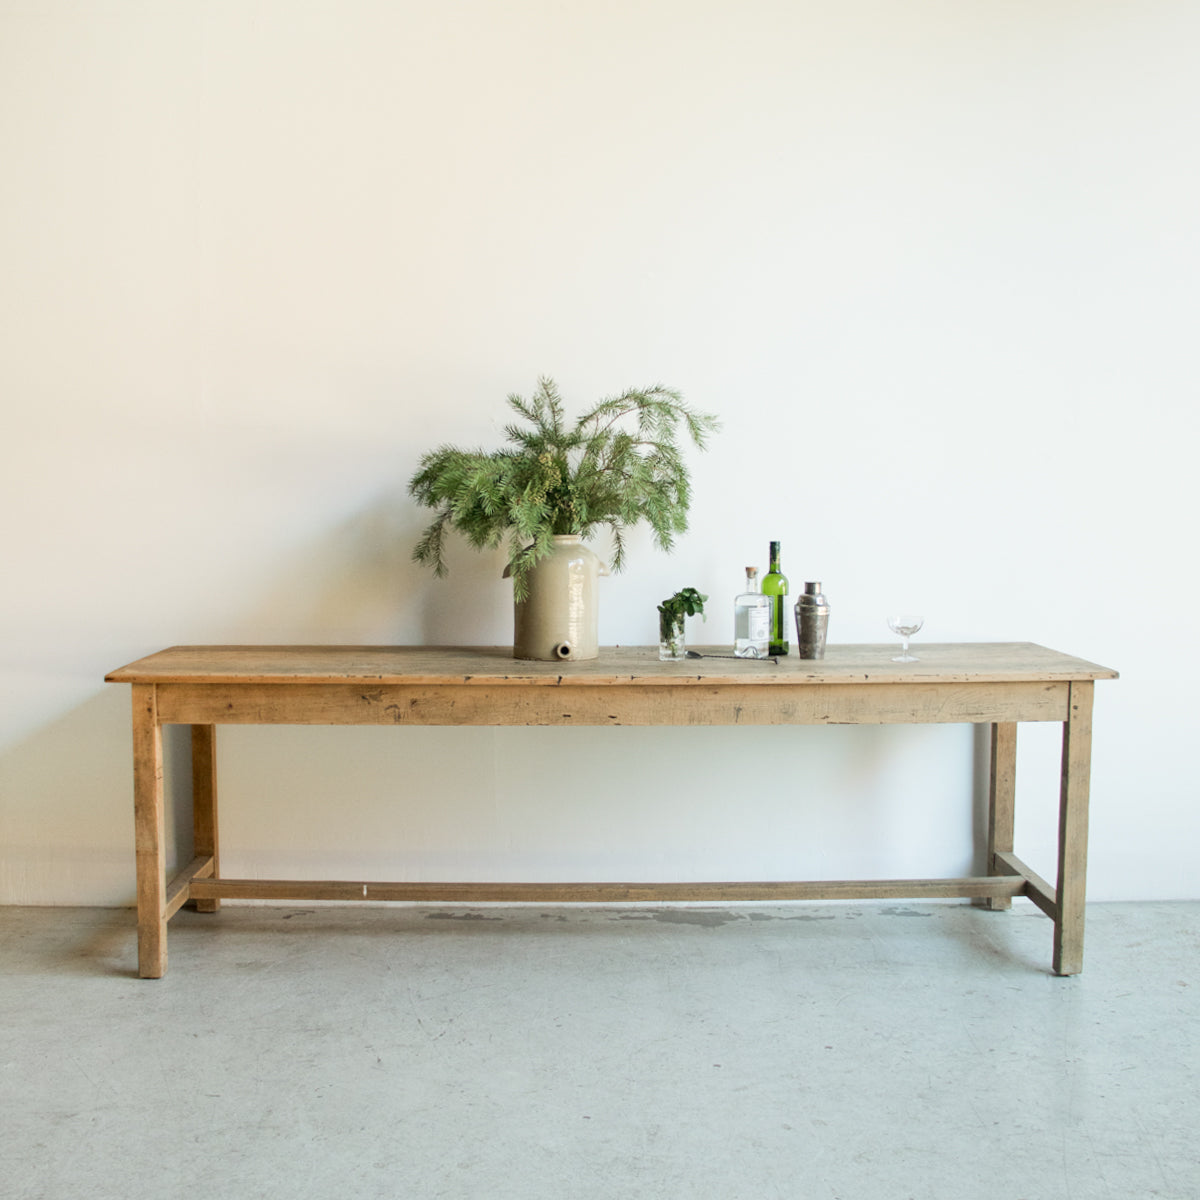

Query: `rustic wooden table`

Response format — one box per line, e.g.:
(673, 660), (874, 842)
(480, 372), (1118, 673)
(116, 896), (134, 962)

(106, 643), (1117, 978)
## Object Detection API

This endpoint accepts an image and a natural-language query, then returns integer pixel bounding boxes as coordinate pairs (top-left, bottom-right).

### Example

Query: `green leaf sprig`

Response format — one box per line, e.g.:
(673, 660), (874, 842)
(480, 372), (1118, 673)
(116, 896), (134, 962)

(657, 587), (707, 642)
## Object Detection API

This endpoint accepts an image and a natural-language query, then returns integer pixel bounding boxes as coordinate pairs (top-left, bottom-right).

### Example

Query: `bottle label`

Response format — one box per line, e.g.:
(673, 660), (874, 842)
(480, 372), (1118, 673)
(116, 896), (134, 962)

(748, 608), (769, 640)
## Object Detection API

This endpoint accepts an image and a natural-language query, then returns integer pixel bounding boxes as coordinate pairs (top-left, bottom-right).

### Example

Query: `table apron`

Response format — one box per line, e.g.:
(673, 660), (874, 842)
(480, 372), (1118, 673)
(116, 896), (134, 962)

(153, 679), (1071, 727)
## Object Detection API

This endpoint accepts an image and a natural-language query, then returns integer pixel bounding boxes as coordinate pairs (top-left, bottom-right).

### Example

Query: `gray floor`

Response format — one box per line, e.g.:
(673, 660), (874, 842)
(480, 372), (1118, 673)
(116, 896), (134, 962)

(2, 900), (1197, 1200)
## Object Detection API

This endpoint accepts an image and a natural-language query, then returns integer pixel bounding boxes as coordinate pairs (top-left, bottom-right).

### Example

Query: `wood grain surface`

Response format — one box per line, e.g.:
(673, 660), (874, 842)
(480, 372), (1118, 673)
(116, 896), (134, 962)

(106, 642), (1118, 686)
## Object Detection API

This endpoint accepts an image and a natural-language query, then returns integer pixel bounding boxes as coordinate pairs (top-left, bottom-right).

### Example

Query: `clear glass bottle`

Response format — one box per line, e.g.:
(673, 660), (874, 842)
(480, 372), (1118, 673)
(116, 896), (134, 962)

(733, 567), (771, 658)
(762, 541), (789, 655)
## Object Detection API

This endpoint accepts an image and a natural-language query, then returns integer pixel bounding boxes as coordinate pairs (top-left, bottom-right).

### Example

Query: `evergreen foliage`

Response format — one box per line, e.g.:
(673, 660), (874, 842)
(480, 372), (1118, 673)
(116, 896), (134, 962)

(409, 378), (719, 600)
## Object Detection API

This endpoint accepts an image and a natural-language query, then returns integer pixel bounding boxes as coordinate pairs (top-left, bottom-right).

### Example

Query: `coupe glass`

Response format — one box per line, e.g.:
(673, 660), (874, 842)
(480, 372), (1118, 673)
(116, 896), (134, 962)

(887, 615), (924, 662)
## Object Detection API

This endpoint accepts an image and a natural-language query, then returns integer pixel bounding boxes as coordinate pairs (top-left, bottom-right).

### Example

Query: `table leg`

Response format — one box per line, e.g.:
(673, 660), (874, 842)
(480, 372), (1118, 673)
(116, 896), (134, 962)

(985, 722), (1017, 911)
(1053, 681), (1094, 976)
(192, 725), (220, 912)
(132, 684), (167, 979)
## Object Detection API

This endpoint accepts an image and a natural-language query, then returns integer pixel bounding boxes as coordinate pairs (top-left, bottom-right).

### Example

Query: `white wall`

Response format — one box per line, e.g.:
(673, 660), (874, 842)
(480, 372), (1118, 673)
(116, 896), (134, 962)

(2, 1), (1196, 906)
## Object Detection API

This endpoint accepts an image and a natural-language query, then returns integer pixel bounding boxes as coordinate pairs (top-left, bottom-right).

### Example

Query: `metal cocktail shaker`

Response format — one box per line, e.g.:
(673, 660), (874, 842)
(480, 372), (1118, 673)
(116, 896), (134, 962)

(794, 582), (830, 659)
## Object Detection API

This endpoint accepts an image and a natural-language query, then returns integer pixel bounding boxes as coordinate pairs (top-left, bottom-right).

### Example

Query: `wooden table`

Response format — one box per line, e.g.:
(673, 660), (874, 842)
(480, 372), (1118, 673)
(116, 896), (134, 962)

(105, 643), (1117, 978)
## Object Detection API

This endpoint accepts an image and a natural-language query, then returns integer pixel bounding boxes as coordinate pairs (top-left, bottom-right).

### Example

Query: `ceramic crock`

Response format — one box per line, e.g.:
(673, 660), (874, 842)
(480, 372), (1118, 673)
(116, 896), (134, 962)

(511, 535), (609, 661)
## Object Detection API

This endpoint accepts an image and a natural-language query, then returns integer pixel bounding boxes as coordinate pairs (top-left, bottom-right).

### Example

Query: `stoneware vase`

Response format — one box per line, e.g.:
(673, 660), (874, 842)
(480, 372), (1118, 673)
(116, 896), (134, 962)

(509, 535), (609, 661)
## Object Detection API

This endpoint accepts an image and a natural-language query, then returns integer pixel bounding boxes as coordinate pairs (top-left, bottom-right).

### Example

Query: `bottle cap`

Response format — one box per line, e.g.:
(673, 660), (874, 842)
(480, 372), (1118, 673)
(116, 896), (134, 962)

(798, 582), (828, 607)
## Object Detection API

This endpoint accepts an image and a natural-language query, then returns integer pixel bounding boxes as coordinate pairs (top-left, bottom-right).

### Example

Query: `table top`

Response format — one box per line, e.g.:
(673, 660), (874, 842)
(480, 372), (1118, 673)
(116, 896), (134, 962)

(106, 643), (1118, 687)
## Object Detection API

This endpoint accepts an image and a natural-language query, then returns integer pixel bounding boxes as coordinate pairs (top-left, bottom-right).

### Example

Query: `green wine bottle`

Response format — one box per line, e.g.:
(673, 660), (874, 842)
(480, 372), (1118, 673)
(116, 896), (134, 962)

(762, 541), (789, 655)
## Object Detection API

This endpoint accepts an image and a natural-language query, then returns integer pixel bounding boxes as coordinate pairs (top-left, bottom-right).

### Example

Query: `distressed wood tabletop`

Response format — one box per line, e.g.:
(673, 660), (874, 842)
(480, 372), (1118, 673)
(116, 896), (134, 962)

(106, 642), (1117, 686)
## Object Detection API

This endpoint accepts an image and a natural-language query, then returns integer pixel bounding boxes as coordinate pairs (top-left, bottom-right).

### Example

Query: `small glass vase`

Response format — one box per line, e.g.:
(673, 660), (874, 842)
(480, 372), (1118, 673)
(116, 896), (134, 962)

(659, 615), (686, 661)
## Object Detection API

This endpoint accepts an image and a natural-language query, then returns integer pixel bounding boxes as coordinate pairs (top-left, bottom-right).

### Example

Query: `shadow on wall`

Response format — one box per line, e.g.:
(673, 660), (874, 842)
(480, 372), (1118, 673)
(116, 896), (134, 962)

(0, 484), (516, 907)
(0, 687), (195, 907)
(234, 487), (515, 646)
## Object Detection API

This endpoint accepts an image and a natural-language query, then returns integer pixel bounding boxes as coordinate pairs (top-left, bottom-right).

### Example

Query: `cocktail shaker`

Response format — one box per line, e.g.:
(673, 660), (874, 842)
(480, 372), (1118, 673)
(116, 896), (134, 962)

(795, 582), (830, 659)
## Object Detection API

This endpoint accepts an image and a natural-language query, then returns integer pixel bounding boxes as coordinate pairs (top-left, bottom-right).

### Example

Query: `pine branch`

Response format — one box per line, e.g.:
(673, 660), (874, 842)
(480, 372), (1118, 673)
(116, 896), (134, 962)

(408, 378), (718, 595)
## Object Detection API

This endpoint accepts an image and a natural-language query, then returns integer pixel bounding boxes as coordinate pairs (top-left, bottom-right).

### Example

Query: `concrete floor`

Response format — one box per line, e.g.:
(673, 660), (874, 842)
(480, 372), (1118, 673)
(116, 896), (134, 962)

(2, 900), (1197, 1200)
